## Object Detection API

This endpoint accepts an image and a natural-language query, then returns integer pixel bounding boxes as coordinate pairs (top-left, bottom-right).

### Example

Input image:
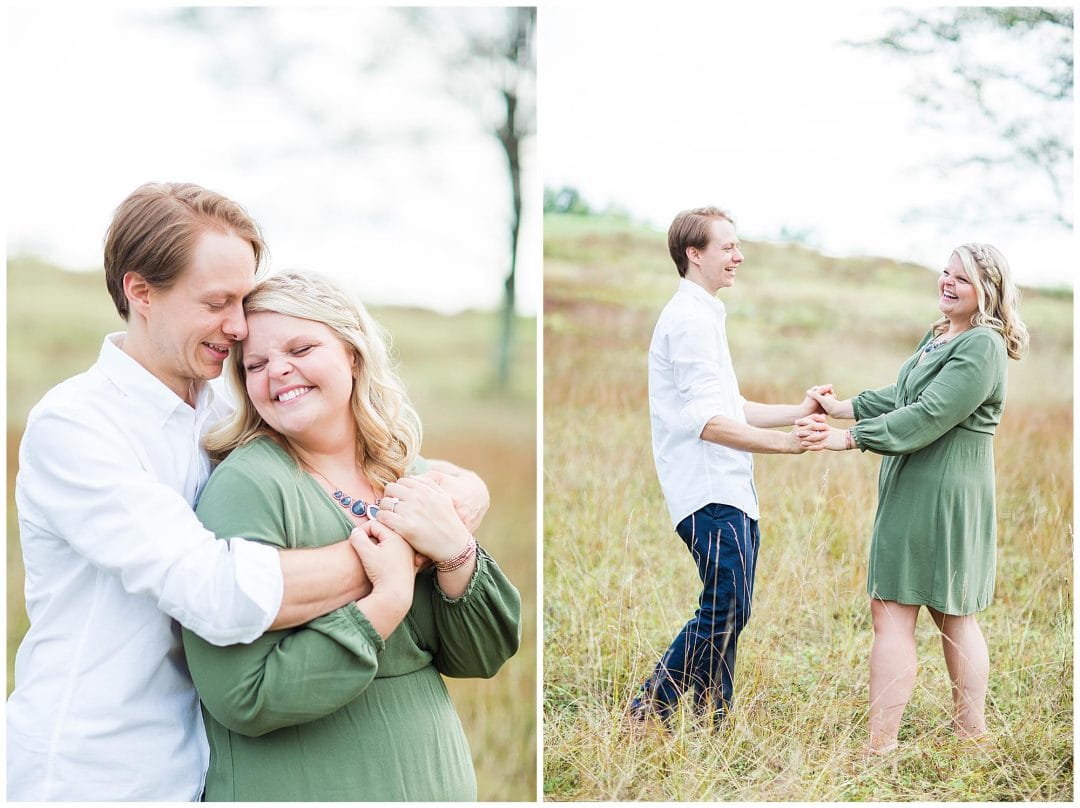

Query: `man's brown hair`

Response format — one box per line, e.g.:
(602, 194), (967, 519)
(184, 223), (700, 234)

(103, 182), (266, 319)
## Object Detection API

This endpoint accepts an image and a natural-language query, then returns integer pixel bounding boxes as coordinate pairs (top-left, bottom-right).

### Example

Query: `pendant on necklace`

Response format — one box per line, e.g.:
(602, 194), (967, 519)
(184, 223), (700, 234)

(333, 490), (379, 519)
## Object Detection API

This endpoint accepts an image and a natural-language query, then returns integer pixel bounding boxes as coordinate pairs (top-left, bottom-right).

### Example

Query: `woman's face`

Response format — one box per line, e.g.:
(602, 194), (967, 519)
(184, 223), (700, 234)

(241, 311), (356, 446)
(938, 253), (980, 324)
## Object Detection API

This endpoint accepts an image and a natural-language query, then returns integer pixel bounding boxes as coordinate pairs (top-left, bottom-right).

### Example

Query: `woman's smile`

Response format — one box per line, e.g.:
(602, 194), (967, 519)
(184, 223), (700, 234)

(275, 385), (313, 403)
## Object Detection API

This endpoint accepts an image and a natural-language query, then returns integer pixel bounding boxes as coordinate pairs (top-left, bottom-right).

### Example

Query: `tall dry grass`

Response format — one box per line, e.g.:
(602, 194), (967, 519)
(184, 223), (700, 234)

(7, 257), (536, 801)
(543, 214), (1072, 800)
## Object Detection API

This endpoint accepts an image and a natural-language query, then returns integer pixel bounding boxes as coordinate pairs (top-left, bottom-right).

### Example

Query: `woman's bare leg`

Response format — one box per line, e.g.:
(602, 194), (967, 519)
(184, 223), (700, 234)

(928, 607), (989, 738)
(869, 598), (921, 751)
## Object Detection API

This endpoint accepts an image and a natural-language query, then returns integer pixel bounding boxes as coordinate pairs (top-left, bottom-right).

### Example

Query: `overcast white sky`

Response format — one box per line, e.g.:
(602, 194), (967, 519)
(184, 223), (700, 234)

(6, 6), (539, 315)
(540, 5), (1074, 288)
(4, 5), (1073, 306)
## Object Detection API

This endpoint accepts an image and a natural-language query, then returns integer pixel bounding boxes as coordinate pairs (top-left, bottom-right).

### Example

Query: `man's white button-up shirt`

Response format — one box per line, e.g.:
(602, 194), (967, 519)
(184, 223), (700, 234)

(7, 334), (284, 801)
(649, 279), (759, 526)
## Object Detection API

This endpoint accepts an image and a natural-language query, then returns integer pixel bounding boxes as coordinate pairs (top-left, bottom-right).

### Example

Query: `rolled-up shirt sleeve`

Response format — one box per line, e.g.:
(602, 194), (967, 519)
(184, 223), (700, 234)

(668, 318), (743, 438)
(17, 405), (282, 646)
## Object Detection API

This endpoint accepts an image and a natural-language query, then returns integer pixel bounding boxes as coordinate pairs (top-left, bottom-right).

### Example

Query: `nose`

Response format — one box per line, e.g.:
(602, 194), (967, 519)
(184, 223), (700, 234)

(222, 301), (248, 341)
(268, 353), (293, 379)
(732, 247), (744, 263)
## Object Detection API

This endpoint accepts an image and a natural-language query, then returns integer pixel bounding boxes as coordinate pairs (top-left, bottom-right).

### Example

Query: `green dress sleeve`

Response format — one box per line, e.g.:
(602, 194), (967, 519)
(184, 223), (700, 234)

(852, 330), (1003, 457)
(852, 383), (898, 421)
(181, 453), (385, 738)
(429, 547), (521, 679)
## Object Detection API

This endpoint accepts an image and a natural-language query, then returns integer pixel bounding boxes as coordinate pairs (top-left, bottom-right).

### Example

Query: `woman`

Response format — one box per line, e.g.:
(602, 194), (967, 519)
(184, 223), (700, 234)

(798, 243), (1028, 754)
(181, 271), (521, 800)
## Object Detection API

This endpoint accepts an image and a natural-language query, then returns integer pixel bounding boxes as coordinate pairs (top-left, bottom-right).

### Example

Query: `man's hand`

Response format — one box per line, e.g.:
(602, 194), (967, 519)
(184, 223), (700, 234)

(419, 460), (489, 533)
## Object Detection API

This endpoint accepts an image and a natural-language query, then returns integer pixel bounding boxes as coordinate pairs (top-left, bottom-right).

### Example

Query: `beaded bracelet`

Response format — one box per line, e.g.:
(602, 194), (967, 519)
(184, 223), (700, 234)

(845, 428), (855, 450)
(435, 537), (477, 573)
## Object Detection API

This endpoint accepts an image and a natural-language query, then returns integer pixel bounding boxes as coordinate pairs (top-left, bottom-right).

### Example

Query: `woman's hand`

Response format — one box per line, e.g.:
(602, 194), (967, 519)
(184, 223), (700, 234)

(799, 383), (834, 417)
(793, 413), (829, 451)
(348, 523), (418, 639)
(806, 385), (852, 419)
(375, 476), (474, 563)
(418, 461), (489, 533)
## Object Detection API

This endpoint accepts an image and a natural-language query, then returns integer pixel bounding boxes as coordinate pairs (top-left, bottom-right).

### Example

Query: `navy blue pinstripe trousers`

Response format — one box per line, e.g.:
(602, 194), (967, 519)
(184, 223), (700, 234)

(632, 503), (760, 721)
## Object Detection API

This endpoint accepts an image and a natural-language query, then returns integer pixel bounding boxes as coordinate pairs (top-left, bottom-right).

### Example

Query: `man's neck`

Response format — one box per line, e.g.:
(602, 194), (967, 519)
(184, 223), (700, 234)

(682, 271), (720, 297)
(117, 331), (200, 408)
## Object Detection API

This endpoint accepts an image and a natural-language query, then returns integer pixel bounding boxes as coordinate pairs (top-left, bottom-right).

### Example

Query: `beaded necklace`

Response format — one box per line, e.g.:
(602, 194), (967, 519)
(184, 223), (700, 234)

(306, 467), (381, 519)
(923, 335), (951, 354)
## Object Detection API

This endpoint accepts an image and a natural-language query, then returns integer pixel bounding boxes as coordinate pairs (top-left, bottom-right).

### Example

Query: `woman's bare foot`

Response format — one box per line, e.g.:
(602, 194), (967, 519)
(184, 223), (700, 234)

(862, 740), (898, 760)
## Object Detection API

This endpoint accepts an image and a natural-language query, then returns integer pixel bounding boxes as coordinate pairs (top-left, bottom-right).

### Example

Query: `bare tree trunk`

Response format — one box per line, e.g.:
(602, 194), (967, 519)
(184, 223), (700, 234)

(493, 7), (532, 389)
(496, 88), (521, 388)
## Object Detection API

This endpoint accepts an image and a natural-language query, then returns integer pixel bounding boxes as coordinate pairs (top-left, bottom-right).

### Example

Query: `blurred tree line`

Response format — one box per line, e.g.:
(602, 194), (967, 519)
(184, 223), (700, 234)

(543, 186), (592, 215)
(543, 185), (635, 222)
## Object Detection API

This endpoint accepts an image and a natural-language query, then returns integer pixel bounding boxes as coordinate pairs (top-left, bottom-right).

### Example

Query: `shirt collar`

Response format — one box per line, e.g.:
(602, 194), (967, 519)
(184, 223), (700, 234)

(676, 277), (726, 314)
(97, 333), (213, 425)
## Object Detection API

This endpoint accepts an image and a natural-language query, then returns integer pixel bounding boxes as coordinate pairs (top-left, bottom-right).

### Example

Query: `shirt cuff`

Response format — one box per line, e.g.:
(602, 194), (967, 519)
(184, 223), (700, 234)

(851, 394), (867, 422)
(229, 537), (284, 635)
(681, 396), (729, 438)
(850, 423), (869, 452)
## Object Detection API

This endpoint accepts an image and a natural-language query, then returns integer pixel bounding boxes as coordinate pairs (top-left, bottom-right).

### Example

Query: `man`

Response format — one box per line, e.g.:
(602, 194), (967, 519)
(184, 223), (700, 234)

(629, 206), (827, 727)
(7, 182), (488, 799)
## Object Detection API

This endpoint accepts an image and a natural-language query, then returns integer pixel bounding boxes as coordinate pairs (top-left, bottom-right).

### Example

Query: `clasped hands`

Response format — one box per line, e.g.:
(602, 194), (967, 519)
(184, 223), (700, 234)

(793, 384), (852, 452)
(348, 473), (478, 596)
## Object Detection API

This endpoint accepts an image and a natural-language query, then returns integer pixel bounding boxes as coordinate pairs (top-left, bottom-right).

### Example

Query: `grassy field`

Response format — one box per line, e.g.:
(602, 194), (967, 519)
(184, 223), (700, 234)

(6, 256), (537, 802)
(543, 213), (1072, 800)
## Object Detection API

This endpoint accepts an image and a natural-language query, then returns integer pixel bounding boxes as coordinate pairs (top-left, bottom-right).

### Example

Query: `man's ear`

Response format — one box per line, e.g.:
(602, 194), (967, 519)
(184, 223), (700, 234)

(685, 246), (700, 269)
(123, 272), (153, 317)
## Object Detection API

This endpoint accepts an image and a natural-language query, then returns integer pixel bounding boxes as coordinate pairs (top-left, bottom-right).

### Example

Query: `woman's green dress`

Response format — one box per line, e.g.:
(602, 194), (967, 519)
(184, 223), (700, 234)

(181, 437), (520, 801)
(851, 326), (1007, 616)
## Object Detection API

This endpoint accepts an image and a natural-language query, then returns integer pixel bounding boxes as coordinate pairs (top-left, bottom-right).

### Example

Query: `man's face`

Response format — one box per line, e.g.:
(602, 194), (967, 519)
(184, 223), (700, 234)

(688, 218), (743, 293)
(142, 229), (256, 400)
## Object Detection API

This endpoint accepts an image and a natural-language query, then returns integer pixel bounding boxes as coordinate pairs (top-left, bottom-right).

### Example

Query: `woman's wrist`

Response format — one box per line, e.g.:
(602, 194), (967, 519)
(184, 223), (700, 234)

(434, 535), (477, 571)
(434, 546), (479, 599)
(354, 588), (412, 639)
(844, 428), (855, 450)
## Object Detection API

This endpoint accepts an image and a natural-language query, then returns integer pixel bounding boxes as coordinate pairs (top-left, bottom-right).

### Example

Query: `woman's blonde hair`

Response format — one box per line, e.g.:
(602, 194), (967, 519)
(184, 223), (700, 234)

(204, 271), (422, 490)
(932, 243), (1029, 360)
